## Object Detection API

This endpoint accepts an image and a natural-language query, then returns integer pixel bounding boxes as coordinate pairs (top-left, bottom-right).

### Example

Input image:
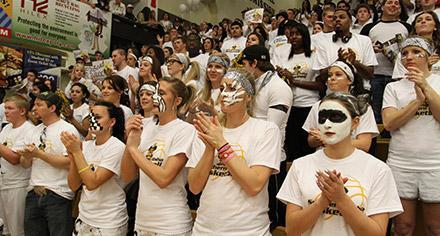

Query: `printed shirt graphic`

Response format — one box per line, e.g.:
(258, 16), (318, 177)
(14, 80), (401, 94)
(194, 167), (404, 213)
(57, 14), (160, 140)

(187, 118), (281, 235)
(277, 149), (403, 236)
(383, 74), (440, 170)
(135, 119), (194, 234)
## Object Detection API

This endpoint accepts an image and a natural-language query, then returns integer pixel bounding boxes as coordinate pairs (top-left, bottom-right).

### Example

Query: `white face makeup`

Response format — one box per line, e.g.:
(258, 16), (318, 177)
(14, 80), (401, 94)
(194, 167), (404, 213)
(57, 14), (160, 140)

(152, 84), (166, 112)
(207, 67), (225, 73)
(318, 100), (352, 145)
(221, 80), (246, 106)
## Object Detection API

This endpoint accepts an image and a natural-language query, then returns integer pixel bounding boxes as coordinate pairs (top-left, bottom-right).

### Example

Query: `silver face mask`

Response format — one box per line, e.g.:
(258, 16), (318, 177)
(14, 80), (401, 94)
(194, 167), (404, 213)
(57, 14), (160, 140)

(221, 80), (246, 106)
(152, 84), (166, 112)
(89, 112), (103, 131)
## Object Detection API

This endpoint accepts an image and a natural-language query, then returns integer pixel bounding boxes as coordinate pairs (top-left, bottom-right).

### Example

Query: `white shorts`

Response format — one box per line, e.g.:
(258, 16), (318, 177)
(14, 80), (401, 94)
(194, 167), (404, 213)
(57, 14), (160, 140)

(73, 218), (127, 236)
(134, 229), (192, 236)
(0, 187), (27, 236)
(390, 166), (440, 203)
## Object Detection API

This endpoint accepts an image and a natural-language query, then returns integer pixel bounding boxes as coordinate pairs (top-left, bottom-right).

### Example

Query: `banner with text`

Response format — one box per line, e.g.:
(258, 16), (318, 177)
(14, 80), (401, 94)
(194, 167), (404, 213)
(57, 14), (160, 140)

(0, 0), (112, 56)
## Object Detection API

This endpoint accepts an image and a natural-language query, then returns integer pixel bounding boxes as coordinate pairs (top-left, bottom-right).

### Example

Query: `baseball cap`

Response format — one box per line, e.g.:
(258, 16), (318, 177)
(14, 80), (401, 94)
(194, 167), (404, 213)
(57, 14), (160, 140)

(240, 45), (270, 63)
(37, 91), (62, 110)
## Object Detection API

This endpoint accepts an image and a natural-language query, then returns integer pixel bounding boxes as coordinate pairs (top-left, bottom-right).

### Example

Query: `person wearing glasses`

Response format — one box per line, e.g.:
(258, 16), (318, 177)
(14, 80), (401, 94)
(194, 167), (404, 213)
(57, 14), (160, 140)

(166, 53), (202, 91)
(18, 91), (80, 236)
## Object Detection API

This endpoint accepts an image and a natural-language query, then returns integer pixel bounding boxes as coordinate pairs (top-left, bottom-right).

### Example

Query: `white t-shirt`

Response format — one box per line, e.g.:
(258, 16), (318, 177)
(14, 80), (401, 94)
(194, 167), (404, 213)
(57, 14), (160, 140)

(302, 101), (379, 147)
(187, 117), (281, 236)
(117, 65), (138, 83)
(0, 121), (34, 190)
(277, 149), (403, 236)
(221, 36), (247, 61)
(312, 32), (378, 90)
(135, 119), (194, 234)
(253, 71), (293, 161)
(109, 0), (126, 16)
(271, 46), (320, 107)
(382, 74), (440, 170)
(27, 119), (80, 200)
(360, 20), (410, 76)
(120, 105), (133, 122)
(78, 136), (128, 228)
(71, 103), (90, 124)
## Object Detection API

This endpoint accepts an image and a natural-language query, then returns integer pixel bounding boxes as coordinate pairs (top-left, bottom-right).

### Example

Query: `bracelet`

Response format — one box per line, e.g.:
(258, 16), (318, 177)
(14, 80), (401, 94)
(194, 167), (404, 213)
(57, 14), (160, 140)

(217, 143), (230, 153)
(218, 147), (234, 160)
(222, 152), (235, 164)
(78, 165), (90, 174)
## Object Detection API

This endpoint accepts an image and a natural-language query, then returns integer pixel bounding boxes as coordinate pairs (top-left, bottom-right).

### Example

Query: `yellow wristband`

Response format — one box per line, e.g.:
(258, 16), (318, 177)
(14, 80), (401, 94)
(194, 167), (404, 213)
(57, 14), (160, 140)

(78, 165), (90, 174)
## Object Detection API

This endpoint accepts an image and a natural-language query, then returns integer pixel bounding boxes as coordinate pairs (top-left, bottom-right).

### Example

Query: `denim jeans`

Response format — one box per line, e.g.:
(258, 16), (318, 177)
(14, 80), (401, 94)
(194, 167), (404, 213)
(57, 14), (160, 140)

(371, 75), (394, 123)
(24, 190), (73, 236)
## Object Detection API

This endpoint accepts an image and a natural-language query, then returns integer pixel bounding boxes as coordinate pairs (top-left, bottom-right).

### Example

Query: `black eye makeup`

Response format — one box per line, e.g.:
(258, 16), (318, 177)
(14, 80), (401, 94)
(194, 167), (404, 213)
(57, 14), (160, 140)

(318, 109), (348, 124)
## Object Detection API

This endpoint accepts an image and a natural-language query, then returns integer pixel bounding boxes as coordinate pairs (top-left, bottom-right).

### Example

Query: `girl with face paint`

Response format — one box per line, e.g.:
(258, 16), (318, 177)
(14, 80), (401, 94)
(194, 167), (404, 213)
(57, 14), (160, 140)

(278, 92), (403, 236)
(303, 60), (379, 152)
(61, 101), (128, 235)
(383, 36), (440, 235)
(187, 68), (282, 235)
(121, 77), (196, 235)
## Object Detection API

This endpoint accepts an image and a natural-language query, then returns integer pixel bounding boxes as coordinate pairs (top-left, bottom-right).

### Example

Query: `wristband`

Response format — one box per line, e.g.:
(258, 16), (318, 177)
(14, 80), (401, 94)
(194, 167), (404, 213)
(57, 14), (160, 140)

(218, 147), (234, 160)
(78, 165), (90, 174)
(222, 152), (235, 164)
(217, 143), (230, 154)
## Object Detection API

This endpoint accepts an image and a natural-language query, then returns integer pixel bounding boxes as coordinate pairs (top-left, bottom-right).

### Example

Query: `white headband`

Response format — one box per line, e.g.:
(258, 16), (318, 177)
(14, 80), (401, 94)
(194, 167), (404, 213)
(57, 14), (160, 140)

(128, 53), (138, 61)
(140, 56), (153, 65)
(139, 83), (156, 93)
(175, 53), (190, 71)
(330, 61), (355, 81)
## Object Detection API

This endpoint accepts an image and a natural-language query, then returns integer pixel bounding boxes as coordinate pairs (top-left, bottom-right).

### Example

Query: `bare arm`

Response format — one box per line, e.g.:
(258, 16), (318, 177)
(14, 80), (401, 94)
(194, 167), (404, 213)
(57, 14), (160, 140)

(67, 157), (82, 191)
(382, 100), (423, 132)
(120, 148), (139, 184)
(285, 197), (329, 235)
(0, 145), (21, 165)
(352, 133), (373, 152)
(187, 146), (215, 195)
(128, 146), (188, 188)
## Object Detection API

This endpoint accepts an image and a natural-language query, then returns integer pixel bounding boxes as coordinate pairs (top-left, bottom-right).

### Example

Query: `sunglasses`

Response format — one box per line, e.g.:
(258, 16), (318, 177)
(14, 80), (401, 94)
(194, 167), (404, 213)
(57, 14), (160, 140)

(318, 109), (348, 124)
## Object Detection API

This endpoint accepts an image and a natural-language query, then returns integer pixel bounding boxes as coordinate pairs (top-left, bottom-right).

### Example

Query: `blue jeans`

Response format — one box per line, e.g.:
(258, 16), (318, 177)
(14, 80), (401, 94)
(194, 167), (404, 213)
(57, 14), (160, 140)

(371, 75), (393, 123)
(24, 190), (73, 236)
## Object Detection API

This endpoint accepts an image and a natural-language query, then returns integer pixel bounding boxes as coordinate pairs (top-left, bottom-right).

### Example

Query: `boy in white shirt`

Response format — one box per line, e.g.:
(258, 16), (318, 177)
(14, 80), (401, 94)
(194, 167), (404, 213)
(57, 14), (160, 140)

(19, 91), (79, 236)
(0, 95), (34, 236)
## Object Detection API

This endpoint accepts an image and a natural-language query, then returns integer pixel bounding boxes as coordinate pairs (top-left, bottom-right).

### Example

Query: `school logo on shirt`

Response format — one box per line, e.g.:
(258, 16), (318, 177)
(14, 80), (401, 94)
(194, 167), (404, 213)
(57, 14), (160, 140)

(290, 63), (309, 79)
(144, 140), (166, 167)
(225, 45), (241, 53)
(308, 176), (366, 219)
(210, 144), (245, 179)
(2, 138), (12, 148)
(415, 102), (432, 118)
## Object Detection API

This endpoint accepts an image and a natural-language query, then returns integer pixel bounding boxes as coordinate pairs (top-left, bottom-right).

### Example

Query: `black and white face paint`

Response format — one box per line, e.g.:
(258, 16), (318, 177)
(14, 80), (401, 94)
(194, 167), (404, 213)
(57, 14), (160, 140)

(89, 112), (103, 131)
(152, 84), (166, 112)
(318, 101), (352, 145)
(221, 80), (246, 106)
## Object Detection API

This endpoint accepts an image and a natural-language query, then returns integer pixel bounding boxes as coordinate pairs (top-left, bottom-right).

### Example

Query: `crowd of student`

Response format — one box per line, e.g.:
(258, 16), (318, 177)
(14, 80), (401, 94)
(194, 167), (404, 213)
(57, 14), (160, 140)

(0, 0), (439, 235)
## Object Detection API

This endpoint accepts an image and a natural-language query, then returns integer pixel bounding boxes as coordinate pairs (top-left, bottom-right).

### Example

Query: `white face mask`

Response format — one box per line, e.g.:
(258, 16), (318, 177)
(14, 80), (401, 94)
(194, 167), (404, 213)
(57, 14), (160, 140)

(221, 80), (245, 106)
(318, 101), (352, 145)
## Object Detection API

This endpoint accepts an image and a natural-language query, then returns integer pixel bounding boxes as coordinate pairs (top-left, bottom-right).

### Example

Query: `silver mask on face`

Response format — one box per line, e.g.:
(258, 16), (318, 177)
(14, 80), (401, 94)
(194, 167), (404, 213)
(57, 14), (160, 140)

(221, 80), (246, 106)
(152, 84), (166, 112)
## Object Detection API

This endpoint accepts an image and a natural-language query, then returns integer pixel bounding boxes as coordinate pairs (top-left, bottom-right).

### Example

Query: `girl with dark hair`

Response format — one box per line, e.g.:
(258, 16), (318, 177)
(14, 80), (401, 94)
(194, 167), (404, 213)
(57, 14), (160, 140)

(187, 68), (281, 235)
(163, 46), (174, 61)
(64, 83), (91, 138)
(272, 22), (322, 162)
(147, 45), (165, 65)
(201, 37), (215, 54)
(393, 11), (440, 77)
(100, 75), (132, 122)
(278, 92), (402, 236)
(246, 32), (266, 47)
(303, 60), (378, 153)
(62, 101), (128, 235)
(121, 77), (195, 236)
(298, 0), (312, 26)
